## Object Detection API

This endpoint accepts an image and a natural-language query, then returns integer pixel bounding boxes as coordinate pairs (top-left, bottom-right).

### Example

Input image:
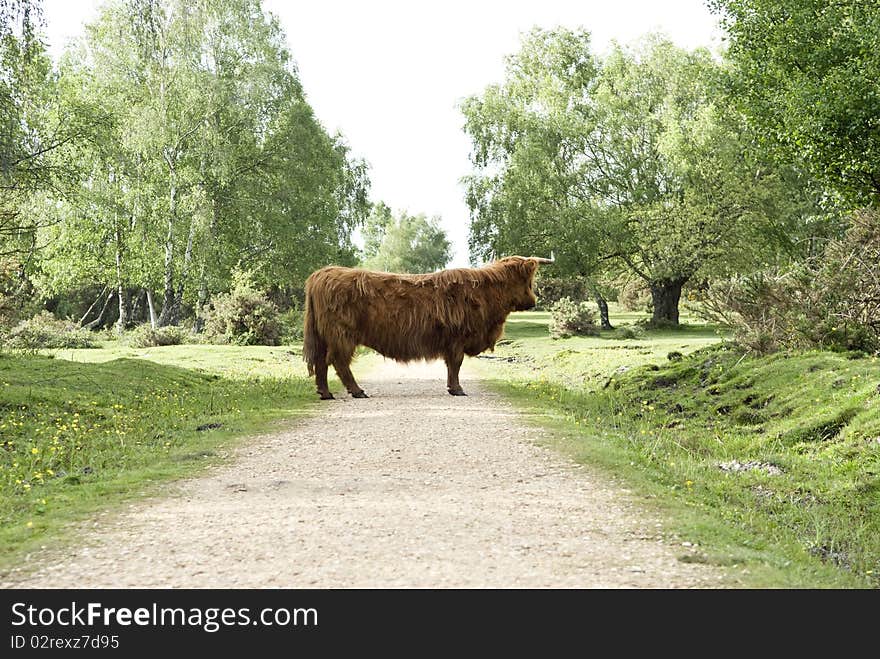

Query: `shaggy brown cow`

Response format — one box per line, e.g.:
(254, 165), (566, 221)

(302, 256), (552, 399)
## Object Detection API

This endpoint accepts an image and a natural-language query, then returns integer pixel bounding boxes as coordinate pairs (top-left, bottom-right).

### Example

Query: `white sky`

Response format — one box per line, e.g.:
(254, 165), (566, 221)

(42, 0), (724, 267)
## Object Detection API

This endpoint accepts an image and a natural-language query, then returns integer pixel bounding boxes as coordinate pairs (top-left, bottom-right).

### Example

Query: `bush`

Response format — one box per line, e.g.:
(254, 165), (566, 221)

(0, 257), (39, 329)
(279, 307), (305, 343)
(618, 277), (652, 312)
(695, 210), (880, 354)
(2, 311), (98, 350)
(201, 270), (282, 346)
(612, 325), (644, 340)
(533, 275), (592, 310)
(127, 324), (188, 348)
(548, 297), (599, 339)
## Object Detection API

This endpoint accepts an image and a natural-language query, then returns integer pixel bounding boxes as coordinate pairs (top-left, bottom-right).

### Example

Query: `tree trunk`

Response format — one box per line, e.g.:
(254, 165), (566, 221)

(173, 211), (198, 322)
(115, 287), (127, 334)
(146, 289), (157, 329)
(194, 276), (208, 333)
(649, 279), (686, 326)
(130, 290), (143, 325)
(594, 294), (613, 330)
(79, 286), (109, 327)
(114, 222), (126, 335)
(194, 197), (218, 334)
(158, 160), (177, 326)
(85, 290), (115, 330)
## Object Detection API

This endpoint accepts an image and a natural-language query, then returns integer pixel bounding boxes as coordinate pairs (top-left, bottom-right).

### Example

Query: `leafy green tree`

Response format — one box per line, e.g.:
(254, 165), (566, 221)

(0, 0), (113, 330)
(1, 0), (95, 260)
(1, 0), (44, 256)
(462, 29), (825, 325)
(361, 201), (393, 259)
(35, 0), (370, 330)
(710, 0), (880, 208)
(361, 205), (451, 273)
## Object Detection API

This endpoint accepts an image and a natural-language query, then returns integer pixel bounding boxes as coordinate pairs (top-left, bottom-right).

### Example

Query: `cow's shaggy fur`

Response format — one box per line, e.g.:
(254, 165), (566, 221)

(302, 256), (543, 399)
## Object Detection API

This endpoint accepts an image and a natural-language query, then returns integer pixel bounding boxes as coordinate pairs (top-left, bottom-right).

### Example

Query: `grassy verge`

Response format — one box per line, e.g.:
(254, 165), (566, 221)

(0, 343), (321, 570)
(473, 309), (879, 588)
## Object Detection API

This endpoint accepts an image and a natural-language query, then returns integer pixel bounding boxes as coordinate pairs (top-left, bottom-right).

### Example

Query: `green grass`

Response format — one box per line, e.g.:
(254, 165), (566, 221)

(474, 306), (880, 588)
(5, 313), (877, 588)
(0, 343), (320, 570)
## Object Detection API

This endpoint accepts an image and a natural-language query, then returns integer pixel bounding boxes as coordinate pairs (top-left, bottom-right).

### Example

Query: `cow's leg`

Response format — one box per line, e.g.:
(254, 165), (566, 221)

(314, 345), (333, 400)
(332, 349), (368, 399)
(445, 350), (466, 396)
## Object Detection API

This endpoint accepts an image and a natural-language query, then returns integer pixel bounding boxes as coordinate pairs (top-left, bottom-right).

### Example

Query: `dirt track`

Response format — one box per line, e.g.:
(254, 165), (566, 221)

(2, 359), (727, 588)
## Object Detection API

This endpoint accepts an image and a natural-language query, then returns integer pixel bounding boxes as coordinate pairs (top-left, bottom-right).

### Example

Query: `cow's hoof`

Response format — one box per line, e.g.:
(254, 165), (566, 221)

(319, 392), (334, 400)
(351, 390), (369, 399)
(448, 389), (467, 396)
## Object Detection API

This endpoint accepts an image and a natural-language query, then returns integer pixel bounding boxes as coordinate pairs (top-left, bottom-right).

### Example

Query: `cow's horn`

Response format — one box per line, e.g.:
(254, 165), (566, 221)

(532, 251), (555, 264)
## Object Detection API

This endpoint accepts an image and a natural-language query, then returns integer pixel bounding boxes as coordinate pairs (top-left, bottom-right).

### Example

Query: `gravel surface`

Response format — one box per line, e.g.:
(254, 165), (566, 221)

(2, 359), (727, 588)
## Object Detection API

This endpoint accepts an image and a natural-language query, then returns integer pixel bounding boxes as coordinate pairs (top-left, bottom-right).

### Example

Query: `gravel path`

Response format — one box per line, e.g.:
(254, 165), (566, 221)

(3, 359), (726, 588)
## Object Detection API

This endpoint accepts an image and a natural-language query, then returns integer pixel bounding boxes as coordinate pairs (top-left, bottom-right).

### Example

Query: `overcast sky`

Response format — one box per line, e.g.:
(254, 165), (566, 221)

(42, 0), (724, 267)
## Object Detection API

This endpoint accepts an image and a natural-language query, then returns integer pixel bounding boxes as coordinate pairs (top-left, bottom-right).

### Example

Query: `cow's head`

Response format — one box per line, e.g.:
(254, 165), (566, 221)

(496, 255), (554, 312)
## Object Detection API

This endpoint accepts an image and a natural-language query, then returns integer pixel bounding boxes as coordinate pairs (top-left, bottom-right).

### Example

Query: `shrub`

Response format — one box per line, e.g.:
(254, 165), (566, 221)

(279, 307), (305, 343)
(618, 277), (652, 312)
(0, 257), (39, 329)
(548, 297), (599, 339)
(2, 311), (98, 350)
(695, 210), (880, 354)
(534, 275), (592, 310)
(612, 325), (644, 340)
(127, 324), (187, 348)
(201, 270), (282, 346)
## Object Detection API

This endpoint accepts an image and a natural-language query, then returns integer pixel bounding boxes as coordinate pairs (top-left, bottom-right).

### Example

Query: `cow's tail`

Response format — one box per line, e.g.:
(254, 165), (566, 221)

(302, 282), (321, 377)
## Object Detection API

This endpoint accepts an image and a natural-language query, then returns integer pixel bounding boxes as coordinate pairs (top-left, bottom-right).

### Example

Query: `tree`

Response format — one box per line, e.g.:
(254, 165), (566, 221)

(710, 0), (880, 208)
(462, 29), (824, 325)
(1, 0), (45, 257)
(1, 0), (96, 259)
(361, 204), (451, 273)
(361, 201), (393, 259)
(0, 0), (112, 328)
(34, 0), (370, 330)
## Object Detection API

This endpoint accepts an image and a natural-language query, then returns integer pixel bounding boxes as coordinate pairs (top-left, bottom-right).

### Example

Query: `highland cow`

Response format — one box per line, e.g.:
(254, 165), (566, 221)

(302, 256), (553, 399)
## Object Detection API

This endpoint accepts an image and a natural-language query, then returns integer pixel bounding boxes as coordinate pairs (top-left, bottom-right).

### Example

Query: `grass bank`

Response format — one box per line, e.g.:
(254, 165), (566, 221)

(0, 343), (319, 570)
(473, 309), (879, 588)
